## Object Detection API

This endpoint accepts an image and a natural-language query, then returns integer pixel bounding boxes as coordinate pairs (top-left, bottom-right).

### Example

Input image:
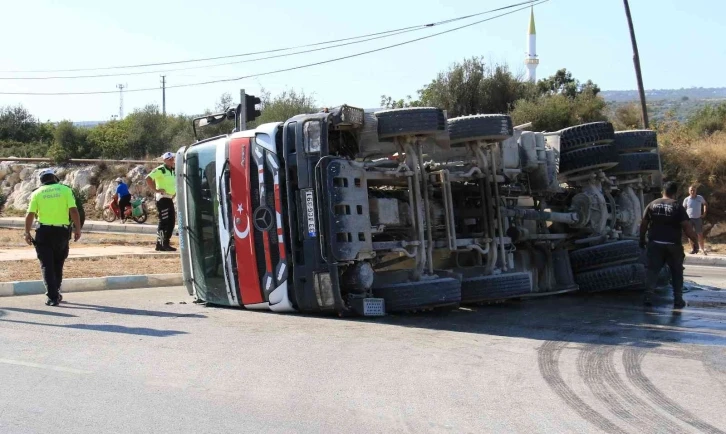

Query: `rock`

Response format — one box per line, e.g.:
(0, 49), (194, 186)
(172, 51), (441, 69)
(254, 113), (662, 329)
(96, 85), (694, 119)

(96, 181), (117, 210)
(65, 166), (97, 190)
(0, 163), (9, 181)
(18, 167), (33, 181)
(6, 172), (20, 185)
(127, 165), (147, 180)
(708, 223), (726, 239)
(81, 184), (97, 199)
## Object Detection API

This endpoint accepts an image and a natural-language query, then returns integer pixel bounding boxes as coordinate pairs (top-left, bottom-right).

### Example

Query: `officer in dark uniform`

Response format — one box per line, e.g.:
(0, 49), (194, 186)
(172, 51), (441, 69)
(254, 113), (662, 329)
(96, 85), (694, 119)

(146, 152), (177, 251)
(640, 181), (700, 309)
(24, 169), (82, 306)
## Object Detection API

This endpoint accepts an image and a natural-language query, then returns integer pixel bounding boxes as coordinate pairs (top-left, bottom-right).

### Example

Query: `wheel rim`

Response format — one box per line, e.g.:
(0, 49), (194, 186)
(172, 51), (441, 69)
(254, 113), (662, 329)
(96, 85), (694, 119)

(103, 209), (116, 222)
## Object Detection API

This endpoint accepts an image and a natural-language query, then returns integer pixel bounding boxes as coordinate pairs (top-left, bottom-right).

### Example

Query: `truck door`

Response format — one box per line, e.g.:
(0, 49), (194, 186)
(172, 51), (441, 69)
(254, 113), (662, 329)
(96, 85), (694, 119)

(216, 139), (241, 306)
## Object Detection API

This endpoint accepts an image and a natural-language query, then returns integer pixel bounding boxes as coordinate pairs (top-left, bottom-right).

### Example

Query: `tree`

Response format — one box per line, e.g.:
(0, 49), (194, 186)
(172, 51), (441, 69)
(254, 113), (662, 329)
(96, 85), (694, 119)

(87, 119), (130, 159)
(380, 95), (420, 109)
(687, 102), (726, 136)
(252, 88), (317, 126)
(413, 57), (535, 117)
(511, 92), (607, 132)
(537, 69), (600, 98)
(124, 105), (167, 157)
(0, 105), (44, 143)
(610, 103), (641, 131)
(52, 120), (91, 159)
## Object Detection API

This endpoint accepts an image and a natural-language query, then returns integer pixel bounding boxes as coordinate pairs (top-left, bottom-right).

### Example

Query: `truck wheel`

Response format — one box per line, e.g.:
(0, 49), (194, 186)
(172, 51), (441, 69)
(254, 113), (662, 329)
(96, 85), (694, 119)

(375, 107), (447, 139)
(373, 277), (461, 312)
(559, 143), (618, 176)
(558, 122), (615, 152)
(448, 114), (513, 144)
(614, 130), (658, 153)
(569, 240), (641, 273)
(575, 263), (646, 293)
(460, 272), (532, 304)
(607, 152), (660, 175)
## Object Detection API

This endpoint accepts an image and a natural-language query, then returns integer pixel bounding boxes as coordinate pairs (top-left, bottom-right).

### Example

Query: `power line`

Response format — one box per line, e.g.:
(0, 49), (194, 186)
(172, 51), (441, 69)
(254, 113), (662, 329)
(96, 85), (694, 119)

(0, 1), (548, 96)
(0, 27), (424, 80)
(0, 1), (537, 76)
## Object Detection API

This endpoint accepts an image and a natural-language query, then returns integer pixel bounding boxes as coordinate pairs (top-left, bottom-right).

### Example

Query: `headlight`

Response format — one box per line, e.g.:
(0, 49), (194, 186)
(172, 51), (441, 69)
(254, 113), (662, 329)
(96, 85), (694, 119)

(304, 121), (322, 153)
(313, 272), (334, 308)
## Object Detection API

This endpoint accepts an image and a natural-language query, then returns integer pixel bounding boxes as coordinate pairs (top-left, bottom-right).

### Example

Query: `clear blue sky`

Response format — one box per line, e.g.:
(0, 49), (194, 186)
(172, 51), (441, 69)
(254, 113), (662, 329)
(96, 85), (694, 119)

(1, 0), (723, 122)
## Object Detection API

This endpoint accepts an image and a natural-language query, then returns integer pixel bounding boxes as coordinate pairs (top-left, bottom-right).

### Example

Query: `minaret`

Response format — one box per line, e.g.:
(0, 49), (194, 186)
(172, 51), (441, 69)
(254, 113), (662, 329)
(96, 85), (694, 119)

(525, 7), (539, 82)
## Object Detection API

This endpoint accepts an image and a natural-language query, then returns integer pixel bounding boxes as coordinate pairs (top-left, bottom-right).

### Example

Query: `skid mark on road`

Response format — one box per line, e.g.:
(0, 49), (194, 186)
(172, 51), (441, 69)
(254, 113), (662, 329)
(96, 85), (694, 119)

(702, 347), (726, 399)
(538, 340), (626, 434)
(623, 346), (726, 434)
(579, 345), (682, 433)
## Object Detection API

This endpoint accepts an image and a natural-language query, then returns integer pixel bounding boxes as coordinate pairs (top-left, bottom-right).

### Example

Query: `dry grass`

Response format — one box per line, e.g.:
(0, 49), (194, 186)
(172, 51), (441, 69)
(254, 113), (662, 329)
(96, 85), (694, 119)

(0, 256), (181, 282)
(0, 228), (158, 249)
(659, 126), (726, 222)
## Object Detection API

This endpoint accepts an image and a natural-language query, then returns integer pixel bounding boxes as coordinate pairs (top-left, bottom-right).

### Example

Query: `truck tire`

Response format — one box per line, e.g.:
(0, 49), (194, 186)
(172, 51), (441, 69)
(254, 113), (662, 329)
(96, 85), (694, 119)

(558, 122), (615, 152)
(613, 130), (657, 153)
(373, 277), (461, 312)
(375, 107), (447, 139)
(448, 114), (513, 144)
(569, 240), (641, 273)
(559, 143), (618, 175)
(607, 152), (660, 175)
(460, 272), (532, 304)
(575, 263), (646, 293)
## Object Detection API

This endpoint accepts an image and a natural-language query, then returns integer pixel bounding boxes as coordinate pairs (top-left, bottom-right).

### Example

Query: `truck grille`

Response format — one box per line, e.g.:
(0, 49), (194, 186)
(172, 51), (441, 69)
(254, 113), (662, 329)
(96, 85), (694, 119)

(250, 144), (283, 295)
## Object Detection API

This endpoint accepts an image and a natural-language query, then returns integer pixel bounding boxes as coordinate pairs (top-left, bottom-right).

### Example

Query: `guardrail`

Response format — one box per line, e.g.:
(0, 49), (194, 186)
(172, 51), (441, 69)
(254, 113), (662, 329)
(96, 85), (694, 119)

(0, 158), (158, 164)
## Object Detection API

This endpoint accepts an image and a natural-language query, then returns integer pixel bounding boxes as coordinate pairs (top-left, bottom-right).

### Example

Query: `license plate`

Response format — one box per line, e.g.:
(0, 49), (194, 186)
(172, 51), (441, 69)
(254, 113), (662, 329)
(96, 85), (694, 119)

(305, 190), (317, 238)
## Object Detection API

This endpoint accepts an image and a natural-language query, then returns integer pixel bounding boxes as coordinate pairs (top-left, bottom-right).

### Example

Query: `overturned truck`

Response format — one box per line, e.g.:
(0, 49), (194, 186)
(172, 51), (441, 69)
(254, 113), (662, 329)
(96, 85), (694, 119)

(176, 105), (662, 316)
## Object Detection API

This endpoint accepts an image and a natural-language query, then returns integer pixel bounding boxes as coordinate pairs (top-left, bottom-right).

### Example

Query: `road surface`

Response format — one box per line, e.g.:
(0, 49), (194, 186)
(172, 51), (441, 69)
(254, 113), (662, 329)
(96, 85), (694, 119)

(0, 267), (725, 433)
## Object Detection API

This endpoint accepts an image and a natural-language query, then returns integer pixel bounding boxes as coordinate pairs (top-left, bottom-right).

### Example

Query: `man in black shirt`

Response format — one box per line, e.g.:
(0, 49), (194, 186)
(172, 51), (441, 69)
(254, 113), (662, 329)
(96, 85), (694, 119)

(640, 182), (700, 308)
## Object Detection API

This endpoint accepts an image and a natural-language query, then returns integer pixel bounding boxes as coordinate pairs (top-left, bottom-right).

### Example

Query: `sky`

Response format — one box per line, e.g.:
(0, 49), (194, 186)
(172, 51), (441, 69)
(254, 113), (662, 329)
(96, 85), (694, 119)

(1, 0), (724, 122)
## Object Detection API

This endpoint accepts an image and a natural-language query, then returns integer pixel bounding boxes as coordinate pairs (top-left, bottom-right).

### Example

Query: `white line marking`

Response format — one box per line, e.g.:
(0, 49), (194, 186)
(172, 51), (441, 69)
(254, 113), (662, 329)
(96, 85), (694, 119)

(0, 358), (92, 374)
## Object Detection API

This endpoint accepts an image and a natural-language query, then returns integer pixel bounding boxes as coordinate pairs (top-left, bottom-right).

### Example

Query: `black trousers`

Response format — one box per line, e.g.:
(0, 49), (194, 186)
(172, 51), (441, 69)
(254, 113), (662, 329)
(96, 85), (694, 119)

(34, 226), (70, 301)
(118, 194), (132, 220)
(156, 197), (175, 246)
(645, 241), (685, 301)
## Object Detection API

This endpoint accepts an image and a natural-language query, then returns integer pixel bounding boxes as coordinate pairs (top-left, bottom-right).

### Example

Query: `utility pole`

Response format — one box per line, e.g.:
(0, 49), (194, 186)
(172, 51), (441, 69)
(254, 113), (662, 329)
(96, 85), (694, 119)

(161, 75), (166, 116)
(116, 84), (126, 119)
(240, 88), (246, 131)
(623, 0), (649, 129)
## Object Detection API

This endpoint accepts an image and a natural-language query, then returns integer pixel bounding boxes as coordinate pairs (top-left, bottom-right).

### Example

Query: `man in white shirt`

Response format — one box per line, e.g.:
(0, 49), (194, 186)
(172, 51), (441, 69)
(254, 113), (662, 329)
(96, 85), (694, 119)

(683, 185), (708, 255)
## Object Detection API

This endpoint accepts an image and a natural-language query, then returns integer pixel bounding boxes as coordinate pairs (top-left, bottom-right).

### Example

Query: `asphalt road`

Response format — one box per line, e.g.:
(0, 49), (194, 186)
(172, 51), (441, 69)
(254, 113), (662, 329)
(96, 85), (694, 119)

(0, 268), (725, 433)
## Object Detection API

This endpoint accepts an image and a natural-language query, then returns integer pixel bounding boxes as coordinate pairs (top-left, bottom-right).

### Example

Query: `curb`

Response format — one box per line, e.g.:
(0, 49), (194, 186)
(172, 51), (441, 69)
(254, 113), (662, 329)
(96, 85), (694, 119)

(685, 255), (726, 268)
(0, 218), (166, 235)
(0, 273), (182, 297)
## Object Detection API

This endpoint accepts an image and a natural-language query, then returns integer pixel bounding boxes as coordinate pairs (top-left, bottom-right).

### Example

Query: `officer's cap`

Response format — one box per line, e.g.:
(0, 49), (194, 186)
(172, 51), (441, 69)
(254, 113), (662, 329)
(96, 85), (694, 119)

(38, 168), (55, 179)
(161, 152), (174, 161)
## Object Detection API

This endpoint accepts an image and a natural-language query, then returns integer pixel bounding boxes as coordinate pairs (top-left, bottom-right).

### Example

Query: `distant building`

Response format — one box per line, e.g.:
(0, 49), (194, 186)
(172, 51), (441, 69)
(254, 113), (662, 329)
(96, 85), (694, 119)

(525, 7), (539, 82)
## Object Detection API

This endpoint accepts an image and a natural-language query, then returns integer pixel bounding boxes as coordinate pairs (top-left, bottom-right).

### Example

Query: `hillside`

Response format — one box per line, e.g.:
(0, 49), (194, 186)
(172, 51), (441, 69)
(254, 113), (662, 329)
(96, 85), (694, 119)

(601, 87), (726, 102)
(601, 87), (726, 124)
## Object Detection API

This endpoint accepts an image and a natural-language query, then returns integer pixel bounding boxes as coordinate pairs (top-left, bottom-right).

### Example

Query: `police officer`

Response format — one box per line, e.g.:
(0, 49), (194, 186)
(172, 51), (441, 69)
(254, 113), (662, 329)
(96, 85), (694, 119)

(146, 152), (177, 252)
(24, 169), (82, 306)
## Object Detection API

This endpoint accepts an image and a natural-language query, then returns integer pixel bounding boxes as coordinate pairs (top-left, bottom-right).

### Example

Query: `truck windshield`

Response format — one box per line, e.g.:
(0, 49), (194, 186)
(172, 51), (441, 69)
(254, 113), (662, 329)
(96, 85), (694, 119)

(185, 142), (228, 304)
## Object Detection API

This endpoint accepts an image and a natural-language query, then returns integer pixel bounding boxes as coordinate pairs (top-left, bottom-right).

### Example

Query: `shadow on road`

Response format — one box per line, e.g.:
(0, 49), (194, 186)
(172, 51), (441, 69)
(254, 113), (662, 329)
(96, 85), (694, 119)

(0, 307), (78, 318)
(60, 302), (206, 319)
(368, 289), (726, 348)
(0, 318), (187, 337)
